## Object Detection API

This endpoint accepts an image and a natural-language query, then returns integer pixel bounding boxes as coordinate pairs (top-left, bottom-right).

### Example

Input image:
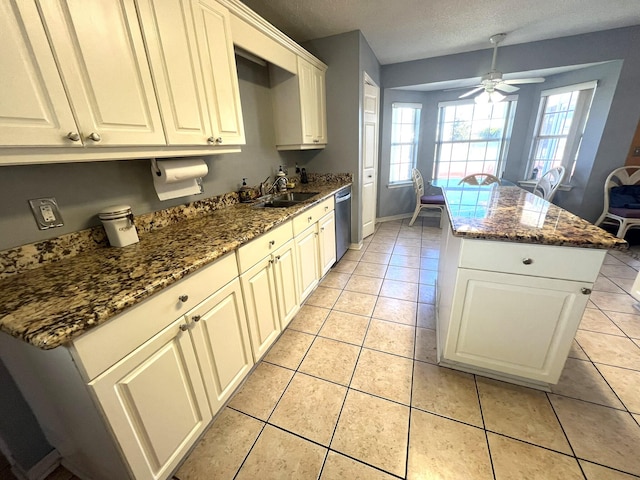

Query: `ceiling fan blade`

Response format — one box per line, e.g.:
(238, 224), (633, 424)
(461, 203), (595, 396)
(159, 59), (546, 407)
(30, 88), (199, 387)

(459, 86), (484, 99)
(494, 83), (519, 93)
(503, 77), (545, 85)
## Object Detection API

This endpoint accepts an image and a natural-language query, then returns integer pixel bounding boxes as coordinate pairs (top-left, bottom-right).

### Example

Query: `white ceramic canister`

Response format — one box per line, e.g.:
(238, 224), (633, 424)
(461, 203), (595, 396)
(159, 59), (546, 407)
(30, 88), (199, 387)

(98, 205), (139, 247)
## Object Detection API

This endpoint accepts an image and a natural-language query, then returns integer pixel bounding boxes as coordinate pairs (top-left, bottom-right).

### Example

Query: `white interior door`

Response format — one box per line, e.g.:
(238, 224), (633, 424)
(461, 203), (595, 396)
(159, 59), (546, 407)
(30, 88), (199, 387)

(362, 75), (379, 239)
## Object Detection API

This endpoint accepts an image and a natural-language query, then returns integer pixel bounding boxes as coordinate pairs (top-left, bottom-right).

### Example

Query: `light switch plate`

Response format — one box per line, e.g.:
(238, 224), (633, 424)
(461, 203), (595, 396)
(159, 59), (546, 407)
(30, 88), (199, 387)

(29, 197), (64, 230)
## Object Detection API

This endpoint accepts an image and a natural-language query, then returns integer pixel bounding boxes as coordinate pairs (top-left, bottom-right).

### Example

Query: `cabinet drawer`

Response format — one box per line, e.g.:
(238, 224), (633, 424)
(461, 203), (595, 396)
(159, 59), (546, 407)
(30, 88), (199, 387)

(458, 239), (606, 282)
(293, 197), (334, 236)
(71, 253), (238, 380)
(237, 221), (293, 273)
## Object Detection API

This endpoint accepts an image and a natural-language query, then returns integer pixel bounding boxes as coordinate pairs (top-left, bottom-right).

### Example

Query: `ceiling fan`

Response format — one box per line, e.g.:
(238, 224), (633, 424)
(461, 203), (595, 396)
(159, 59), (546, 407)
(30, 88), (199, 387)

(459, 33), (545, 103)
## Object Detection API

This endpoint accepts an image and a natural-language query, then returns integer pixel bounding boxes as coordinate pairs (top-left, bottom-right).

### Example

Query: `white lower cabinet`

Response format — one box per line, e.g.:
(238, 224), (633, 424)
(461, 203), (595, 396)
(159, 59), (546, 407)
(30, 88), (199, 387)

(272, 240), (300, 329)
(295, 224), (320, 302)
(318, 210), (336, 277)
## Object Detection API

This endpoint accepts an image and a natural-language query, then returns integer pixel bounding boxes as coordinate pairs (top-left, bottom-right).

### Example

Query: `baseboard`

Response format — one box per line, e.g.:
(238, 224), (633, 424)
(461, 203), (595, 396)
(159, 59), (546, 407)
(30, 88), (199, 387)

(349, 241), (363, 250)
(376, 211), (440, 224)
(26, 450), (59, 480)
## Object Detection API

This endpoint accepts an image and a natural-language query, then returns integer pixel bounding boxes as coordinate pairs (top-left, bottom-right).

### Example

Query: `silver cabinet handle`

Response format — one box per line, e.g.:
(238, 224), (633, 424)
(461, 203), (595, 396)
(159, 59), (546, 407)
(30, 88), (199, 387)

(66, 132), (80, 142)
(87, 132), (101, 142)
(208, 136), (223, 144)
(192, 315), (201, 322)
(179, 324), (189, 332)
(179, 295), (189, 303)
(522, 258), (533, 265)
(581, 288), (592, 295)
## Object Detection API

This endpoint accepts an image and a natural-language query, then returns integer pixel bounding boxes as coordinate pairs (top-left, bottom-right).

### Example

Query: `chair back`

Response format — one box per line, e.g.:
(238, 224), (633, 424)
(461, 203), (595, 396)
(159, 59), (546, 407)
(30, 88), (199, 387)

(533, 167), (565, 201)
(459, 173), (501, 186)
(601, 166), (640, 212)
(411, 168), (425, 198)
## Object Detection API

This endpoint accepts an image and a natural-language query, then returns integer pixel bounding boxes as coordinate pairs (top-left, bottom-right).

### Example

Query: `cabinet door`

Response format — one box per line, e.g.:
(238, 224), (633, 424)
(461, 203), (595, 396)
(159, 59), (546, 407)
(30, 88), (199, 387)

(295, 226), (320, 302)
(444, 269), (591, 383)
(136, 0), (211, 145)
(318, 211), (336, 277)
(37, 0), (165, 146)
(188, 279), (253, 414)
(90, 317), (211, 480)
(191, 0), (245, 145)
(240, 257), (281, 360)
(272, 240), (300, 329)
(298, 58), (326, 145)
(0, 1), (79, 147)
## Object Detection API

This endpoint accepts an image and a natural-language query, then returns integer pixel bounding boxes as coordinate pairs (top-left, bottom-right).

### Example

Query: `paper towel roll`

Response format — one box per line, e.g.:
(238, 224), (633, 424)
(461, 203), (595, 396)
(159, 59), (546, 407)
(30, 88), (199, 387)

(152, 159), (208, 201)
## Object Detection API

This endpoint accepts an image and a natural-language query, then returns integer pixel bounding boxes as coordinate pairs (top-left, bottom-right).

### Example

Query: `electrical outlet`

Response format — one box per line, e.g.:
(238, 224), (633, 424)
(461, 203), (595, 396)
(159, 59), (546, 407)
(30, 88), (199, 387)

(29, 198), (64, 230)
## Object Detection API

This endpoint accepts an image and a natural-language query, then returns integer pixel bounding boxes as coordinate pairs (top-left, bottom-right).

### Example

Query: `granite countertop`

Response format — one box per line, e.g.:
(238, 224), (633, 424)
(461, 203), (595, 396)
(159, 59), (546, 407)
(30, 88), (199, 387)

(442, 184), (628, 250)
(0, 182), (350, 350)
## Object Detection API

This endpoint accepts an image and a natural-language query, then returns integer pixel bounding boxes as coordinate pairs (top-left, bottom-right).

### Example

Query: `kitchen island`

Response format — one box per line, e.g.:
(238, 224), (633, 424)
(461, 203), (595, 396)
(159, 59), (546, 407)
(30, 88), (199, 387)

(437, 184), (627, 390)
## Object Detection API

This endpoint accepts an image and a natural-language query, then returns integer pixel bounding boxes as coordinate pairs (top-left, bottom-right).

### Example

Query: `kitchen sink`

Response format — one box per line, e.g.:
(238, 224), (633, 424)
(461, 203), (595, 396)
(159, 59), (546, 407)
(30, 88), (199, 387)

(252, 192), (320, 208)
(252, 200), (300, 208)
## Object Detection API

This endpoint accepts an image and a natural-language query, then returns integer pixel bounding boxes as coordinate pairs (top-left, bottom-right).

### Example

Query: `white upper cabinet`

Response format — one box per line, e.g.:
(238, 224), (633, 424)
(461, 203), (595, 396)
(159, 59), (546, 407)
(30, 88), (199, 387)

(191, 0), (245, 146)
(270, 56), (328, 150)
(36, 0), (165, 146)
(136, 0), (245, 146)
(0, 1), (79, 147)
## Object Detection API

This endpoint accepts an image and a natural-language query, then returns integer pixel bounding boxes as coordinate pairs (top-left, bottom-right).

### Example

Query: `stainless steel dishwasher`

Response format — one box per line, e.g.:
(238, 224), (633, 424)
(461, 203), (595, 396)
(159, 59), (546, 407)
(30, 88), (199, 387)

(335, 186), (351, 261)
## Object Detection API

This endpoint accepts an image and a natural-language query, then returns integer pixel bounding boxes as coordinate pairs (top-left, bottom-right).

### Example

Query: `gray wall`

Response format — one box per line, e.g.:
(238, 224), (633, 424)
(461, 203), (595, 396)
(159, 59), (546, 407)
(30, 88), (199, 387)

(380, 27), (640, 221)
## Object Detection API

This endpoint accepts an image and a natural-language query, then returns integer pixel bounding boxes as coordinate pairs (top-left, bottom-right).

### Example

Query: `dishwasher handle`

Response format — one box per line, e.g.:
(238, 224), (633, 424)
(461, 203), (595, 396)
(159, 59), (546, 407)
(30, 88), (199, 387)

(335, 192), (351, 203)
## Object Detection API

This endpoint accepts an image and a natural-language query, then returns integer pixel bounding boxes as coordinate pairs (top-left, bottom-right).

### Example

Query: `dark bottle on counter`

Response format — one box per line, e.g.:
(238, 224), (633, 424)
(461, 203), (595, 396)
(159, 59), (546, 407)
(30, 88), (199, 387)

(300, 168), (308, 183)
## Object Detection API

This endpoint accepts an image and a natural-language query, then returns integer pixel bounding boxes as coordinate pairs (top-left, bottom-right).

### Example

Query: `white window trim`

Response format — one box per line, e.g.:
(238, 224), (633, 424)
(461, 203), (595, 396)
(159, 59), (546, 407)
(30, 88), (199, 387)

(389, 102), (422, 185)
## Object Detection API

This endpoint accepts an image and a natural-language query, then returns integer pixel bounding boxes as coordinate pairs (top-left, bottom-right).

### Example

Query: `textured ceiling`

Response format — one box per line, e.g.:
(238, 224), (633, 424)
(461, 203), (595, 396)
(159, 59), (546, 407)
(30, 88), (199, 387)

(240, 0), (640, 65)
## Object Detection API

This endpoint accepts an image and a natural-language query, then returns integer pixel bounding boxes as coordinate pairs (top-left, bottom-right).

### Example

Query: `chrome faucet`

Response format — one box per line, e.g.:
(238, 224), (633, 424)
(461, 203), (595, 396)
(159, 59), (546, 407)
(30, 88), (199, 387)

(271, 174), (288, 193)
(259, 176), (271, 196)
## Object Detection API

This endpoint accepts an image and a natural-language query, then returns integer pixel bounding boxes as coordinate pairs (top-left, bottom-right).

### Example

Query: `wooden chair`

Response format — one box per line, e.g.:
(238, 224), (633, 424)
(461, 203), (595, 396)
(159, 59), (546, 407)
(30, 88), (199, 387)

(595, 166), (640, 238)
(409, 168), (445, 227)
(458, 173), (501, 186)
(532, 166), (565, 201)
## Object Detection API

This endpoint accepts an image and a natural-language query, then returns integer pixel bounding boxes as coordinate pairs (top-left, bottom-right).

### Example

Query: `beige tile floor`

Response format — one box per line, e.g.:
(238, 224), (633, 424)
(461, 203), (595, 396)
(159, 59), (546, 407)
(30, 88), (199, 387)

(172, 216), (640, 480)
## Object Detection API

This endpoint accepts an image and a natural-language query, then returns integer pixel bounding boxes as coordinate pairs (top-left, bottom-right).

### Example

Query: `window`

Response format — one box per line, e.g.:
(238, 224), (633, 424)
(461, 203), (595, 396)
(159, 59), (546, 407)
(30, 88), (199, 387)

(389, 103), (421, 184)
(433, 98), (517, 184)
(527, 81), (596, 180)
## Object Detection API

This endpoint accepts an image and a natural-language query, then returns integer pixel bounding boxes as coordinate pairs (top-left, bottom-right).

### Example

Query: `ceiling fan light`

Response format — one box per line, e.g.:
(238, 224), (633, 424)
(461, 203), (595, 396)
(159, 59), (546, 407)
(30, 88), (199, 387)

(490, 91), (505, 103)
(475, 91), (490, 104)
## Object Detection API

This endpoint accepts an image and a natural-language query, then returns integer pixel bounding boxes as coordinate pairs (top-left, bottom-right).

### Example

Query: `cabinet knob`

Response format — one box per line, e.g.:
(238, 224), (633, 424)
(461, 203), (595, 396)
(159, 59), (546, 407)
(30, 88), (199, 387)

(522, 258), (533, 265)
(87, 132), (101, 142)
(581, 287), (592, 295)
(308, 216), (313, 222)
(275, 255), (281, 262)
(208, 136), (223, 144)
(269, 240), (275, 247)
(192, 315), (201, 322)
(179, 295), (189, 303)
(66, 132), (81, 142)
(268, 258), (274, 265)
(324, 206), (329, 211)
(321, 227), (325, 232)
(313, 139), (319, 143)
(179, 324), (189, 332)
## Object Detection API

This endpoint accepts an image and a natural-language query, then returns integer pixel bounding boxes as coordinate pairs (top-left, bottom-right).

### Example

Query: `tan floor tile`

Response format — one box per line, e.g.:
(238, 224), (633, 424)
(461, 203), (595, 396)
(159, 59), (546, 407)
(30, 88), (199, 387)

(341, 249), (365, 262)
(333, 290), (378, 316)
(353, 262), (388, 278)
(321, 271), (351, 289)
(487, 433), (583, 480)
(372, 296), (417, 325)
(580, 460), (640, 480)
(319, 311), (370, 345)
(596, 364), (640, 413)
(360, 251), (392, 264)
(364, 319), (415, 358)
(41, 467), (75, 480)
(263, 330), (314, 370)
(305, 286), (342, 309)
(393, 245), (421, 257)
(320, 451), (397, 480)
(331, 260), (358, 274)
(603, 255), (628, 266)
(593, 276), (626, 294)
(550, 357), (624, 409)
(604, 311), (640, 339)
(477, 377), (572, 454)
(581, 308), (625, 335)
(379, 278), (418, 301)
(396, 236), (421, 247)
(298, 337), (360, 385)
(269, 373), (346, 446)
(599, 264), (639, 279)
(575, 330), (640, 370)
(228, 363), (294, 420)
(609, 276), (636, 293)
(417, 303), (436, 329)
(421, 247), (440, 258)
(389, 254), (421, 268)
(412, 362), (483, 427)
(344, 275), (383, 295)
(418, 284), (436, 304)
(420, 257), (439, 270)
(366, 242), (395, 254)
(408, 409), (492, 480)
(385, 265), (420, 283)
(287, 305), (330, 334)
(177, 408), (263, 480)
(351, 348), (413, 404)
(549, 394), (640, 476)
(332, 390), (409, 477)
(415, 327), (438, 363)
(236, 424), (326, 480)
(419, 269), (438, 285)
(568, 339), (589, 360)
(589, 291), (639, 314)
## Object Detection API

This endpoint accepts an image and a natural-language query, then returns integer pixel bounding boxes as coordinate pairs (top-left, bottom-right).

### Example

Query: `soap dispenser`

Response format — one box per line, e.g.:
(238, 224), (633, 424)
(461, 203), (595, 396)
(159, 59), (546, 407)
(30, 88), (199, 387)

(239, 178), (252, 203)
(276, 166), (288, 192)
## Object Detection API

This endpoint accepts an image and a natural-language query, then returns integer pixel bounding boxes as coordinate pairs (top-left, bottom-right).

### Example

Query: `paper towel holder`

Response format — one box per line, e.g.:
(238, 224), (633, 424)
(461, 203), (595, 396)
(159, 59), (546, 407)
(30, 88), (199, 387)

(151, 158), (161, 176)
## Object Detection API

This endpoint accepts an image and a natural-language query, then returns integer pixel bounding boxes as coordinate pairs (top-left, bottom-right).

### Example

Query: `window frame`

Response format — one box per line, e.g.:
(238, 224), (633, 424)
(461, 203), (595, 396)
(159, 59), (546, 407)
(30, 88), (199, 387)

(526, 81), (597, 181)
(388, 102), (422, 185)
